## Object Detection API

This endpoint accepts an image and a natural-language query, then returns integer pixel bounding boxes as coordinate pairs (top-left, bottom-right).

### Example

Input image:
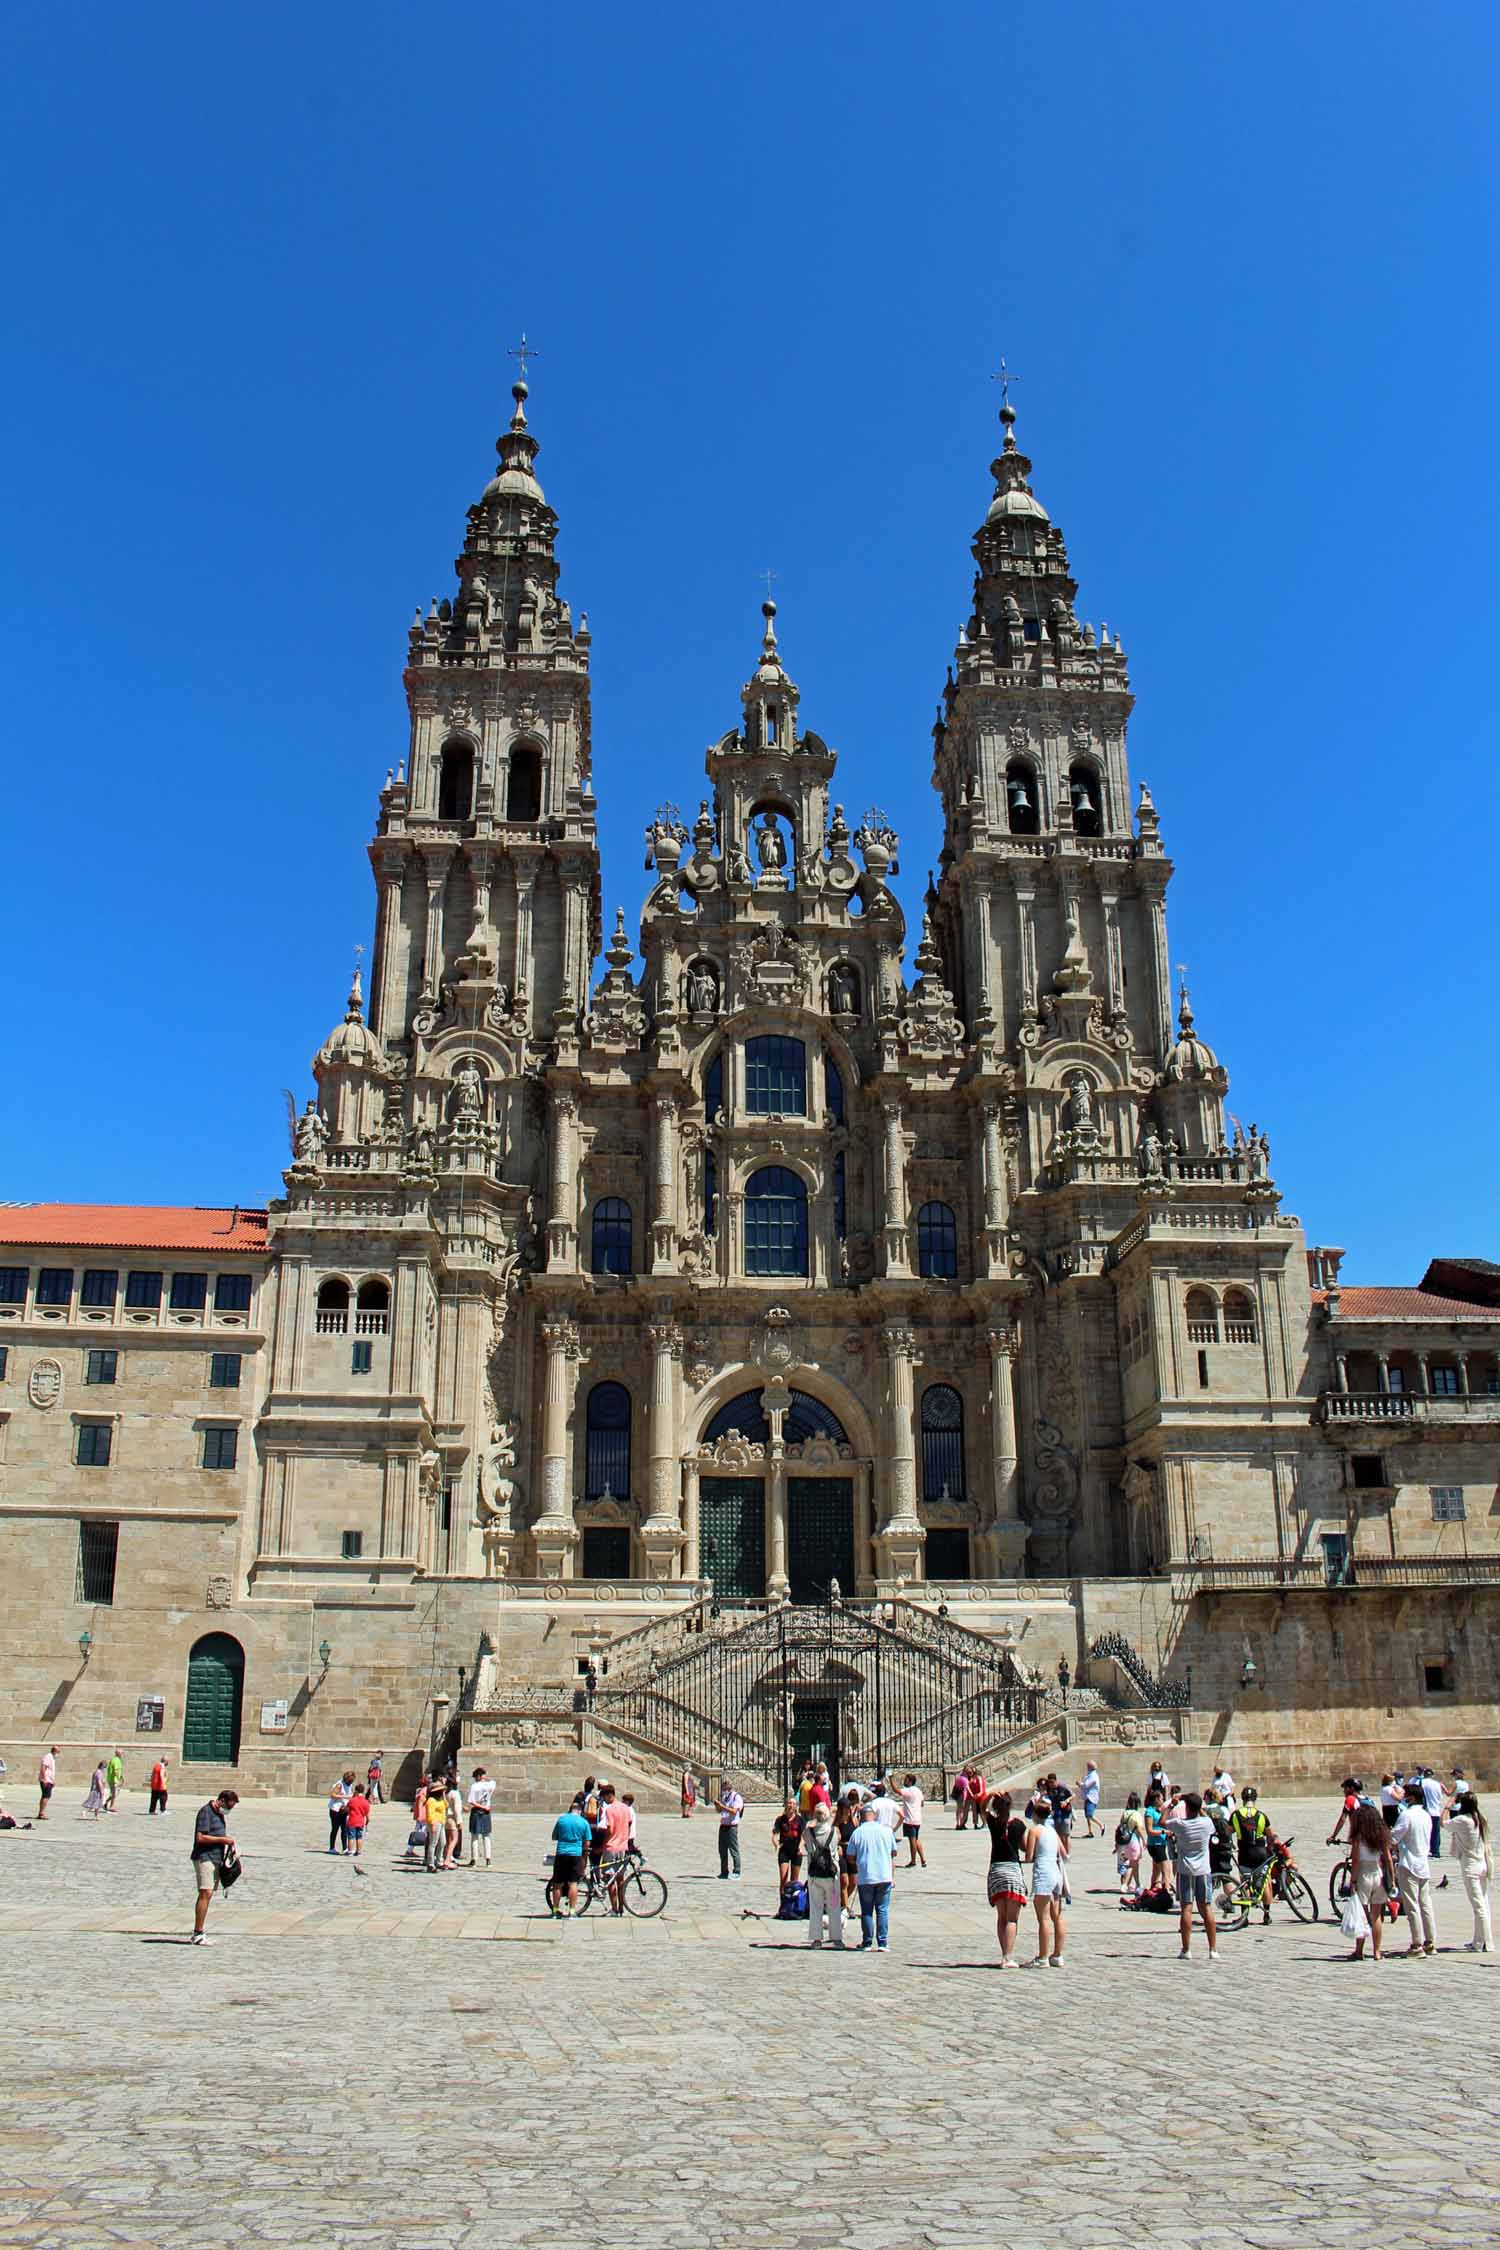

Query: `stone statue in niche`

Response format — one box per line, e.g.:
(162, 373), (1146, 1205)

(293, 1102), (328, 1165)
(686, 961), (719, 1014)
(1065, 1074), (1095, 1132)
(829, 963), (859, 1016)
(756, 814), (787, 873)
(450, 1058), (485, 1121)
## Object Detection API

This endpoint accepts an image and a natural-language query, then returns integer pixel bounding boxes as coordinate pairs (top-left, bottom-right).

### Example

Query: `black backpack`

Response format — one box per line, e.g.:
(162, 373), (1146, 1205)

(808, 1833), (837, 1880)
(1114, 1816), (1133, 1849)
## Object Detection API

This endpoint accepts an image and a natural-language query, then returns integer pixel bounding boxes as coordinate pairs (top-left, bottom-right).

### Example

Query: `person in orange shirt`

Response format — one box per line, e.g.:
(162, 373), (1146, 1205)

(598, 1783), (634, 1914)
(149, 1756), (170, 1815)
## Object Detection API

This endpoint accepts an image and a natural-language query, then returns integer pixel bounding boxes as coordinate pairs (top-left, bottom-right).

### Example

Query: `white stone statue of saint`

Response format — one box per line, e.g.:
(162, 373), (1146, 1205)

(450, 1057), (485, 1121)
(1066, 1073), (1095, 1132)
(756, 815), (787, 873)
(293, 1101), (328, 1164)
(687, 962), (717, 1013)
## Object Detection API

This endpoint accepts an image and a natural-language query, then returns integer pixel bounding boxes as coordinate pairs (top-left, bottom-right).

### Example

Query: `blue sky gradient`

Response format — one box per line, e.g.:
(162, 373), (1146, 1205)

(3, 6), (1496, 1280)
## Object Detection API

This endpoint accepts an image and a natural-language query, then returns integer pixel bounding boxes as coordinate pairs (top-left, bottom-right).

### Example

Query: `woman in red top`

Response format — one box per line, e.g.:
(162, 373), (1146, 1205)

(148, 1758), (170, 1816)
(773, 1798), (803, 1903)
(343, 1788), (371, 1857)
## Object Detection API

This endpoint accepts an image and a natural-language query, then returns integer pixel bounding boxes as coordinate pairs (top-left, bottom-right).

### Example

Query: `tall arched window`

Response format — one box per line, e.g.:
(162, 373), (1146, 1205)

(1221, 1288), (1258, 1343)
(704, 1052), (723, 1124)
(1069, 762), (1102, 837)
(917, 1201), (958, 1279)
(506, 743), (542, 822)
(585, 1381), (632, 1500)
(355, 1278), (390, 1335)
(438, 739), (475, 820)
(590, 1198), (633, 1276)
(703, 1151), (718, 1232)
(316, 1277), (350, 1334)
(744, 1166), (809, 1276)
(1185, 1287), (1220, 1342)
(703, 1389), (848, 1446)
(833, 1151), (847, 1241)
(1006, 760), (1039, 835)
(824, 1052), (845, 1125)
(921, 1384), (966, 1500)
(745, 1036), (807, 1115)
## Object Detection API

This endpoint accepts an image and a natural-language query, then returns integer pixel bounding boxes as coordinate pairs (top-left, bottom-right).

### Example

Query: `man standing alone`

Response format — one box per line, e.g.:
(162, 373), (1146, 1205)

(190, 1790), (239, 1945)
(847, 1801), (896, 1953)
(37, 1746), (57, 1821)
(714, 1782), (745, 1880)
(149, 1756), (170, 1815)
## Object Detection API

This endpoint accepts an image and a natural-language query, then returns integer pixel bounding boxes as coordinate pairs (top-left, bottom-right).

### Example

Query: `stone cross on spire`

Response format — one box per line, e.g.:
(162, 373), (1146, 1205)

(507, 332), (539, 383)
(991, 356), (1022, 412)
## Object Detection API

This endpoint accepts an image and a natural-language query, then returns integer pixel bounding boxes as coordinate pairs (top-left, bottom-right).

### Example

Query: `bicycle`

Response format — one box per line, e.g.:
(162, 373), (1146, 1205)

(1329, 1853), (1400, 1922)
(542, 1848), (669, 1919)
(1213, 1834), (1319, 1932)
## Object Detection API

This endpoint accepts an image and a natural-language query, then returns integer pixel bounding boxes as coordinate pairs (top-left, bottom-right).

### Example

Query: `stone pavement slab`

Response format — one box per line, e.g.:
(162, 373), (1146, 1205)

(1, 1792), (1497, 2247)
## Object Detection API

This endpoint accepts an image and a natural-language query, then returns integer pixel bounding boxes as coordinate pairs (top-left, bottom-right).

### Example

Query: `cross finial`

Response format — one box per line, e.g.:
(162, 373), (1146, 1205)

(991, 357), (1022, 412)
(508, 332), (538, 383)
(761, 566), (777, 602)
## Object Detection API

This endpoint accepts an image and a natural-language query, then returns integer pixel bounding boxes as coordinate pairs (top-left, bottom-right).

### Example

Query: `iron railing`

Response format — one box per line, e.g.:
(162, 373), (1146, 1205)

(1088, 1631), (1191, 1708)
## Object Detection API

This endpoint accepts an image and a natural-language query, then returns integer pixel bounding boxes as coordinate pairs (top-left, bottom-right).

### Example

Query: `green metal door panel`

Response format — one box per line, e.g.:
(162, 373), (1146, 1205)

(582, 1525), (632, 1580)
(791, 1696), (840, 1795)
(182, 1635), (243, 1764)
(699, 1477), (765, 1600)
(787, 1478), (854, 1604)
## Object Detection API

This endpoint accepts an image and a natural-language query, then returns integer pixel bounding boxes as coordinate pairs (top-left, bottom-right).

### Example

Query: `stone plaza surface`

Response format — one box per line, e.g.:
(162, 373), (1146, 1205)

(2, 1789), (1498, 2249)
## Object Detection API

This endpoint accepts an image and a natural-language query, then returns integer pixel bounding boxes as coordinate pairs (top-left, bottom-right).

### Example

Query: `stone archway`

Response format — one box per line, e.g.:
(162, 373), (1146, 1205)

(687, 1364), (874, 1600)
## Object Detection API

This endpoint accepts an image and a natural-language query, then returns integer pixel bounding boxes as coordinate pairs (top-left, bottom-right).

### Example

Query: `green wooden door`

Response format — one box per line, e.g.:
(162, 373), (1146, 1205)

(787, 1478), (855, 1604)
(182, 1633), (244, 1764)
(699, 1477), (765, 1600)
(791, 1696), (840, 1794)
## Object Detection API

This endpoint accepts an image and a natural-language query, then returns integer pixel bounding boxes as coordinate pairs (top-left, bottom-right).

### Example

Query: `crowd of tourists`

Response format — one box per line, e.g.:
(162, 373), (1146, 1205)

(9, 1738), (1490, 1963)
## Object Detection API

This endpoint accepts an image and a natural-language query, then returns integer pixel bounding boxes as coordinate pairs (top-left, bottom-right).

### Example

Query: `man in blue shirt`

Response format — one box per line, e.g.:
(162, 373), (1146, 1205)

(548, 1800), (593, 1918)
(846, 1803), (896, 1952)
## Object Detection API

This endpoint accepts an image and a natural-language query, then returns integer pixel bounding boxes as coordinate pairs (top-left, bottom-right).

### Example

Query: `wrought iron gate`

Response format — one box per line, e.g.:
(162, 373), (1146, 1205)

(593, 1597), (1042, 1797)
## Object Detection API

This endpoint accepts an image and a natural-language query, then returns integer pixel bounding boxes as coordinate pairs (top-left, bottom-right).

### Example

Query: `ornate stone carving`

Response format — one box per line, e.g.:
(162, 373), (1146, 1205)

(731, 923), (815, 1006)
(511, 1718), (541, 1748)
(205, 1574), (232, 1610)
(291, 1101), (328, 1169)
(27, 1358), (62, 1410)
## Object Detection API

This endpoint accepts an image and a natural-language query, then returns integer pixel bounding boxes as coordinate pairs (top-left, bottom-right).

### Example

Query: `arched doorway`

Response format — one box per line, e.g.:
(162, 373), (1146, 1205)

(183, 1632), (244, 1764)
(698, 1387), (857, 1602)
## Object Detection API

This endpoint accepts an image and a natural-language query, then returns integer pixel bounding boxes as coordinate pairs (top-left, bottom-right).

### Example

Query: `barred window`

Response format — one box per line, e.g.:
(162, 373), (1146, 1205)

(585, 1382), (632, 1502)
(916, 1201), (958, 1280)
(920, 1383), (965, 1500)
(76, 1518), (119, 1604)
(590, 1198), (633, 1276)
(1431, 1487), (1466, 1522)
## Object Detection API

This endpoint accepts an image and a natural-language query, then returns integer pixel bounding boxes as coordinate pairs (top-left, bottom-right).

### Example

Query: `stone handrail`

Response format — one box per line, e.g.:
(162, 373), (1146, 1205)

(1190, 1554), (1500, 1592)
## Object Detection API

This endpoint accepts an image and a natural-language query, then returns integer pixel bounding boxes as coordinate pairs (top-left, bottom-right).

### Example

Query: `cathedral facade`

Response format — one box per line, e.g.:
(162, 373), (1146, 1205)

(4, 383), (1498, 1796)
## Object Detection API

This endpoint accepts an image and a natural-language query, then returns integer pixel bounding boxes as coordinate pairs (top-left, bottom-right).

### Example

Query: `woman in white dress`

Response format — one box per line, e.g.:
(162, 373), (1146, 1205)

(1447, 1791), (1493, 1952)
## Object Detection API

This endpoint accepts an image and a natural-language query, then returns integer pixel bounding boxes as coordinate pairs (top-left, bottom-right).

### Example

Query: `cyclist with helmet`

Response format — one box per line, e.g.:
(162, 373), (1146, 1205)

(1230, 1786), (1277, 1923)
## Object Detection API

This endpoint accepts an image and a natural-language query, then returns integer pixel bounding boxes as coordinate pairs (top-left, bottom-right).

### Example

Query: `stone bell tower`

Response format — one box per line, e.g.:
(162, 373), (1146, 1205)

(367, 371), (600, 1055)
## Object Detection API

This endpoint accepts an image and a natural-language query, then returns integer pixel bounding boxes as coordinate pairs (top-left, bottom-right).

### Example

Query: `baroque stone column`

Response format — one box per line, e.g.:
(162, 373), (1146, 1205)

(875, 1323), (924, 1583)
(546, 1092), (578, 1271)
(880, 1099), (911, 1275)
(512, 850), (540, 1011)
(980, 1099), (1007, 1278)
(682, 1459), (701, 1582)
(980, 1321), (1029, 1575)
(419, 846), (452, 999)
(371, 845), (408, 1043)
(534, 1314), (581, 1578)
(763, 1381), (790, 1597)
(640, 1319), (685, 1581)
(649, 1098), (679, 1273)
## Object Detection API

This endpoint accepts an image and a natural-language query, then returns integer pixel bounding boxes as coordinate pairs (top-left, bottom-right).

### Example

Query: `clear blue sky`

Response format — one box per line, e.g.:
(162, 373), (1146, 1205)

(4, 6), (1496, 1281)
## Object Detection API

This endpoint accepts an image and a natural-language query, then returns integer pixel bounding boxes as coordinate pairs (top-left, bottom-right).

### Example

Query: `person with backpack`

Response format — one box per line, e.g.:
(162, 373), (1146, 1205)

(803, 1800), (844, 1946)
(1230, 1788), (1275, 1922)
(1115, 1794), (1146, 1895)
(1142, 1787), (1171, 1892)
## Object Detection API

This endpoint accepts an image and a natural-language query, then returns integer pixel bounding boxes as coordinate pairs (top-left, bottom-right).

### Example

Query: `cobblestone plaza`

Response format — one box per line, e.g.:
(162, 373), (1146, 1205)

(3, 1795), (1497, 2248)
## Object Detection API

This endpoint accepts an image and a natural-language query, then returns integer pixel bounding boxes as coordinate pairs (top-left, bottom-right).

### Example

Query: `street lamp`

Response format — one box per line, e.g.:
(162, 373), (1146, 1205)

(77, 1630), (92, 1662)
(1240, 1639), (1257, 1690)
(317, 1638), (332, 1675)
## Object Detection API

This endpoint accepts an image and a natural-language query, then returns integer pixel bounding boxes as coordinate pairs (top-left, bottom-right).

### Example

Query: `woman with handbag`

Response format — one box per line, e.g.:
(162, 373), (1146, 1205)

(1344, 1799), (1396, 1960)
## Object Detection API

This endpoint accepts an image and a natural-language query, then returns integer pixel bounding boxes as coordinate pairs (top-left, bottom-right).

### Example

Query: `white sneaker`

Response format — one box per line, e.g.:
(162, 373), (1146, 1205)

(1207, 1950), (1220, 1962)
(999, 1956), (1021, 1969)
(190, 1934), (213, 1946)
(1177, 1949), (1192, 1961)
(1048, 1953), (1065, 1968)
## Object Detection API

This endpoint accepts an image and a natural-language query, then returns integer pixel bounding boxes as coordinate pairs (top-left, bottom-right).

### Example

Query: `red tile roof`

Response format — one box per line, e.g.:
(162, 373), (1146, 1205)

(0, 1205), (268, 1255)
(1320, 1285), (1500, 1322)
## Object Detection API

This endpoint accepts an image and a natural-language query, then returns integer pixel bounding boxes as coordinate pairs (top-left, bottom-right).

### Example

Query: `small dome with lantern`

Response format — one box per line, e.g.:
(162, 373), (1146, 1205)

(1163, 976), (1221, 1082)
(314, 964), (388, 1079)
